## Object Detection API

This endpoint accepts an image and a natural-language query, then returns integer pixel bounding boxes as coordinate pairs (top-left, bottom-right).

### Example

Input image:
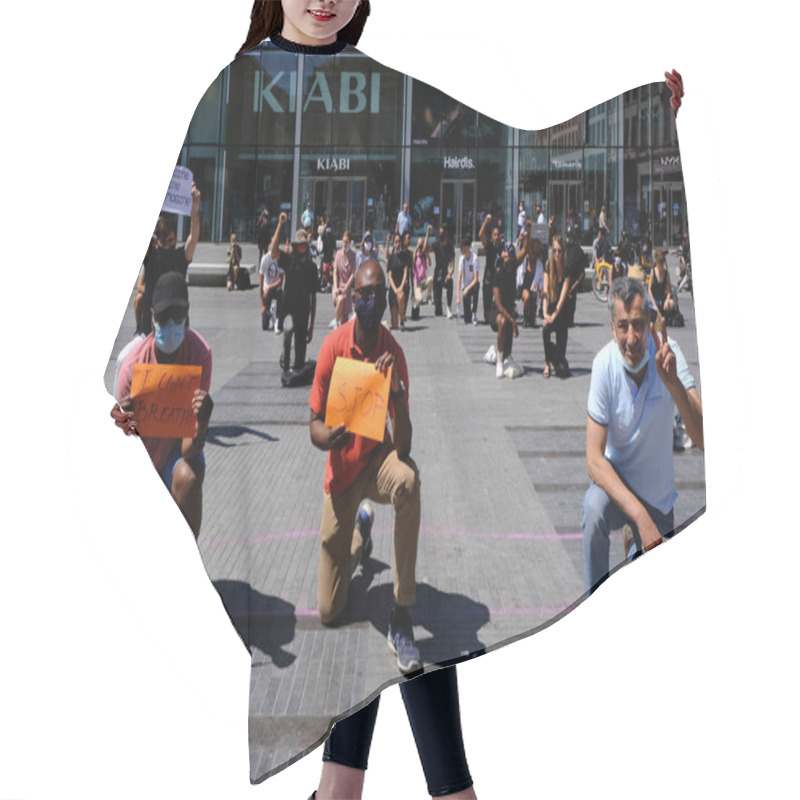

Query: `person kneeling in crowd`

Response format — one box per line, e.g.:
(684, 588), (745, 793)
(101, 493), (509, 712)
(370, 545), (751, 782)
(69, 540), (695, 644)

(113, 272), (213, 540)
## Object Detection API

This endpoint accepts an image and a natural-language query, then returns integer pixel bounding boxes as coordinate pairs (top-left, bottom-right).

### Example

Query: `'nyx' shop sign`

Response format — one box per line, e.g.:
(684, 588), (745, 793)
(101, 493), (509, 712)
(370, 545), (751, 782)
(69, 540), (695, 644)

(443, 156), (475, 170)
(254, 69), (382, 114)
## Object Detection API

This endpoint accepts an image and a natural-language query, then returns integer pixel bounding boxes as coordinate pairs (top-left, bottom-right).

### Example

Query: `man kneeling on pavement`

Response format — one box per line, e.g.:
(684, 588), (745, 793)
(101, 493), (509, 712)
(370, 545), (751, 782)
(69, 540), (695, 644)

(308, 260), (422, 674)
(115, 272), (214, 540)
(583, 276), (703, 594)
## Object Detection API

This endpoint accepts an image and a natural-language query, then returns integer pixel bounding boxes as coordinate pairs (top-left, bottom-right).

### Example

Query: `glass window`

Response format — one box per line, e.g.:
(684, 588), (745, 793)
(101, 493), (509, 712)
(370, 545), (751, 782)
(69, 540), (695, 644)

(301, 53), (405, 149)
(519, 148), (549, 225)
(410, 146), (443, 234)
(583, 148), (609, 236)
(186, 72), (223, 145)
(183, 145), (220, 242)
(586, 102), (608, 146)
(221, 147), (259, 242)
(253, 45), (300, 148)
(476, 147), (513, 241)
(225, 51), (263, 146)
(254, 148), (295, 233)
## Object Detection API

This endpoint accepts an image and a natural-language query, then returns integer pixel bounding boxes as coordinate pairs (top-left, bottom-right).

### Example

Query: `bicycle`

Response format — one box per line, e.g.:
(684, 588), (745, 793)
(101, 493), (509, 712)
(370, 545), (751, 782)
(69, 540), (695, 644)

(592, 259), (612, 302)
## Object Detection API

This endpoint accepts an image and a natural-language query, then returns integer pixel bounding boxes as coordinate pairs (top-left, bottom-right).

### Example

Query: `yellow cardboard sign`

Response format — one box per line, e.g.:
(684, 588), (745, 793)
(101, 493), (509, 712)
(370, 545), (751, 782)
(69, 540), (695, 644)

(325, 357), (392, 442)
(130, 363), (203, 438)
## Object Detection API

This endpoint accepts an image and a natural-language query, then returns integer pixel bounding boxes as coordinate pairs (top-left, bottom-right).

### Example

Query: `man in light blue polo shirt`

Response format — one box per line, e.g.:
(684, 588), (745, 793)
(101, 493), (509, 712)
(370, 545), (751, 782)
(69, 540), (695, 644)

(582, 277), (703, 594)
(395, 202), (412, 237)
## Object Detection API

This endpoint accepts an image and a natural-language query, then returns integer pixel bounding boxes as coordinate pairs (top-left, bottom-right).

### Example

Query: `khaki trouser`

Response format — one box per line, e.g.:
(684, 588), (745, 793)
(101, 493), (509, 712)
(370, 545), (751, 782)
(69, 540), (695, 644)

(414, 277), (433, 305)
(318, 443), (420, 625)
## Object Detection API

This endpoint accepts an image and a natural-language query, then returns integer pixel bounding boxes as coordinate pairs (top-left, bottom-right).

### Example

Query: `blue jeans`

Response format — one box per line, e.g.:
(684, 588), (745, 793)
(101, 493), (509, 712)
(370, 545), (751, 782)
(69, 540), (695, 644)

(582, 482), (675, 595)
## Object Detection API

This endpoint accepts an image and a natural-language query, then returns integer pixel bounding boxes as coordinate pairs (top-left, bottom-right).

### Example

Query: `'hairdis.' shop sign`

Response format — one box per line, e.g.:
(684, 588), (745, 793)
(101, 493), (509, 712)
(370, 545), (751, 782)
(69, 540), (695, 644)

(254, 69), (381, 114)
(443, 155), (475, 170)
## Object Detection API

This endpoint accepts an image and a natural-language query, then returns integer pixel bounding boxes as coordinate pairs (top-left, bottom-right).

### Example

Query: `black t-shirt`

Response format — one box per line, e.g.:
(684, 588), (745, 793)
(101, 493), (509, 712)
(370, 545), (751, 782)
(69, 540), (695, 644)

(431, 240), (455, 281)
(137, 241), (190, 335)
(321, 227), (336, 262)
(493, 261), (517, 312)
(388, 250), (411, 289)
(280, 251), (317, 315)
(483, 240), (502, 285)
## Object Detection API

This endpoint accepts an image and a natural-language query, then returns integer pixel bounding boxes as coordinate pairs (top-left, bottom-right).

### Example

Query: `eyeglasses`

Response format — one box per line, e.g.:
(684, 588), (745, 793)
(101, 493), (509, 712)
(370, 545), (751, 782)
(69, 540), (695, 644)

(553, 248), (562, 254)
(354, 285), (388, 301)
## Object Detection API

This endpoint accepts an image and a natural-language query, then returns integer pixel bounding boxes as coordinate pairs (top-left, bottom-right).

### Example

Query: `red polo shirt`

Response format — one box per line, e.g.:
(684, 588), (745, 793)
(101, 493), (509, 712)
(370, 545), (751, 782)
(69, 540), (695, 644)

(309, 319), (410, 494)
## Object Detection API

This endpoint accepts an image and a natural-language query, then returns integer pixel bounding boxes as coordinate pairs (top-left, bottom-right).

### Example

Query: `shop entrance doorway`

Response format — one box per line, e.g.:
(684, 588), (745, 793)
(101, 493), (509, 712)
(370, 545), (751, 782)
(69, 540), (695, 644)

(653, 183), (687, 247)
(301, 177), (367, 241)
(550, 180), (583, 243)
(440, 180), (477, 243)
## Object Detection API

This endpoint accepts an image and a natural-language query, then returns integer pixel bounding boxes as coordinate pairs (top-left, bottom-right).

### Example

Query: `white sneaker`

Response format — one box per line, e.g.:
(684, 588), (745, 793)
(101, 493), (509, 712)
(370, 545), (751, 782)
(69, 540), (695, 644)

(483, 344), (498, 364)
(446, 305), (453, 319)
(472, 316), (478, 326)
(504, 355), (524, 379)
(496, 354), (505, 379)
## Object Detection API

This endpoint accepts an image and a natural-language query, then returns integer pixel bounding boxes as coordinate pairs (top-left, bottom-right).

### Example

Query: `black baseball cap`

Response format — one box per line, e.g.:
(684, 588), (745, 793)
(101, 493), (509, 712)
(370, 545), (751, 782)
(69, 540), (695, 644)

(152, 272), (189, 316)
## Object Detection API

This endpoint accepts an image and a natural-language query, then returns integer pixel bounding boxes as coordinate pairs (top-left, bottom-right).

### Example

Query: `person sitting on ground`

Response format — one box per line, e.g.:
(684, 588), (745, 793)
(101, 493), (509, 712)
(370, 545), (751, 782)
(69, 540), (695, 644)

(648, 248), (678, 325)
(113, 272), (213, 540)
(226, 232), (243, 291)
(309, 259), (421, 674)
(582, 276), (703, 594)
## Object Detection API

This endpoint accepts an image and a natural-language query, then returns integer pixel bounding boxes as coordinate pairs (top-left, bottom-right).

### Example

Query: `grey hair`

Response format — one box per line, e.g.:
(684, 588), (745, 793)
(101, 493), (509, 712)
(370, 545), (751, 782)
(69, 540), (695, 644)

(608, 276), (649, 322)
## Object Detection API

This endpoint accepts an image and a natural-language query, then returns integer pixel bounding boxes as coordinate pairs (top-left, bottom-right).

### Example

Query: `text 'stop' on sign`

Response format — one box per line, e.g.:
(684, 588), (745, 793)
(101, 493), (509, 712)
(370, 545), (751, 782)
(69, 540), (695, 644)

(325, 357), (392, 443)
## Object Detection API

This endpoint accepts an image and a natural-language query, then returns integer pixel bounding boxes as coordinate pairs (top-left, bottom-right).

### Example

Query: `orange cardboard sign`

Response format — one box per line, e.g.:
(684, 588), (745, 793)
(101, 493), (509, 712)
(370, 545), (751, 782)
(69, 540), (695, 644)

(130, 363), (203, 438)
(325, 357), (392, 442)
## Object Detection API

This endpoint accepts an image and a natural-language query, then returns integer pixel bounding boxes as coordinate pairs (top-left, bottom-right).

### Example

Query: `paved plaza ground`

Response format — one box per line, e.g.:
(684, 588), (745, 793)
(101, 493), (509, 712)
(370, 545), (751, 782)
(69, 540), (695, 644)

(104, 244), (704, 780)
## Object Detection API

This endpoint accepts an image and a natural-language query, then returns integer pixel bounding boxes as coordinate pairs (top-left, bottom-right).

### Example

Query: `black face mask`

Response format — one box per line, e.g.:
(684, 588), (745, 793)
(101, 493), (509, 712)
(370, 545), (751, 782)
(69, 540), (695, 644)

(354, 290), (387, 332)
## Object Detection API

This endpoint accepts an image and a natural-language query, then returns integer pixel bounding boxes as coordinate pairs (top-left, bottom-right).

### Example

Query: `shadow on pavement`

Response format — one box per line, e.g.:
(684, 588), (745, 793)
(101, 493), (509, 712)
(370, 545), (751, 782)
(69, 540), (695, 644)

(207, 426), (279, 447)
(213, 579), (297, 668)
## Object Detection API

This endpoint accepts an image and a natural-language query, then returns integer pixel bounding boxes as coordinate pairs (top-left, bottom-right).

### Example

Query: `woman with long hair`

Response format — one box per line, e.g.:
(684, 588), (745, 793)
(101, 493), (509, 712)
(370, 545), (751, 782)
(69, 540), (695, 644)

(332, 230), (356, 328)
(648, 247), (677, 324)
(522, 234), (546, 328)
(541, 234), (572, 378)
(386, 231), (410, 330)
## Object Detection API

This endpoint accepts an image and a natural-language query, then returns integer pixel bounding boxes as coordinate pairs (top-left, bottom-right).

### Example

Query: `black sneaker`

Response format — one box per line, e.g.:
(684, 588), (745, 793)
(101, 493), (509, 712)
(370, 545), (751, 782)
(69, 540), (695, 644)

(387, 606), (421, 674)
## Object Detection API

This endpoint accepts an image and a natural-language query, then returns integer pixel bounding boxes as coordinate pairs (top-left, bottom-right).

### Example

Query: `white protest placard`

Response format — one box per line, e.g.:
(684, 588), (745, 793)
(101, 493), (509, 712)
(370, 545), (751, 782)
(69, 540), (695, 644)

(161, 166), (194, 215)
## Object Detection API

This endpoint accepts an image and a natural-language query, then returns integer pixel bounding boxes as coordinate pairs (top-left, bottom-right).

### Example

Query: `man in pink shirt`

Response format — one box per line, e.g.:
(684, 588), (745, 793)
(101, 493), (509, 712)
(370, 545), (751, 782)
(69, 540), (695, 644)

(117, 272), (214, 539)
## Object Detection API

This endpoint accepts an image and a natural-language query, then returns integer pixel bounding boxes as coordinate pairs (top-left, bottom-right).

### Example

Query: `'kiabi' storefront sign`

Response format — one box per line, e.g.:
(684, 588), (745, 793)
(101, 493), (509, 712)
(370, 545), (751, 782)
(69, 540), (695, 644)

(443, 156), (475, 170)
(316, 158), (351, 172)
(254, 70), (381, 114)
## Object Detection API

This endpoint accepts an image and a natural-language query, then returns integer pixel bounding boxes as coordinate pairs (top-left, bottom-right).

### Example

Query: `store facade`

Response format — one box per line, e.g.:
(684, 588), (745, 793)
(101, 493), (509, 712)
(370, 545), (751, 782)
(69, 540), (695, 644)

(180, 43), (687, 248)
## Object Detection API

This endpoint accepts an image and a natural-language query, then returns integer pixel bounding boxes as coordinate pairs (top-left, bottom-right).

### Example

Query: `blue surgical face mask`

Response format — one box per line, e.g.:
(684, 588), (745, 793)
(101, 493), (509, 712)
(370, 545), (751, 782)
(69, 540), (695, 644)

(616, 331), (652, 375)
(154, 318), (186, 354)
